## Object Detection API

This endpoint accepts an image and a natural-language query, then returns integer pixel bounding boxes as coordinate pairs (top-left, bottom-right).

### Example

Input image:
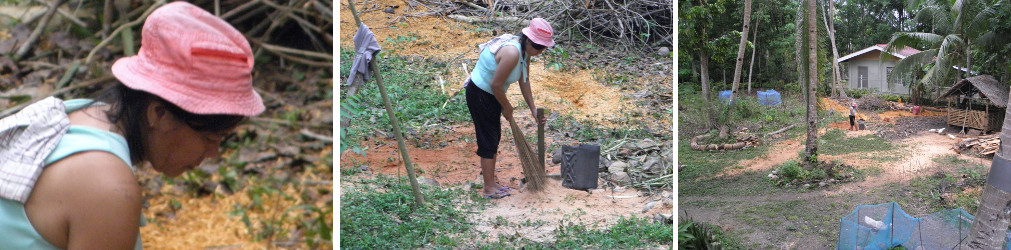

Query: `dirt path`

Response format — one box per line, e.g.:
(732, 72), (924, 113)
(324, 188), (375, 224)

(681, 124), (989, 248)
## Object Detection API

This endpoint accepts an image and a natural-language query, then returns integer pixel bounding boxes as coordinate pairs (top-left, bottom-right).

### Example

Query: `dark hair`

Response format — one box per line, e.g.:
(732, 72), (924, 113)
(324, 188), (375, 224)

(516, 32), (530, 59)
(96, 83), (246, 164)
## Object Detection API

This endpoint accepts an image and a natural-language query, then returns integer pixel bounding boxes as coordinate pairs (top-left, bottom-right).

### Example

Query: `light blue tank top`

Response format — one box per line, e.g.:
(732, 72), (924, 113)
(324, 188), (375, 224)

(0, 99), (142, 249)
(470, 38), (527, 94)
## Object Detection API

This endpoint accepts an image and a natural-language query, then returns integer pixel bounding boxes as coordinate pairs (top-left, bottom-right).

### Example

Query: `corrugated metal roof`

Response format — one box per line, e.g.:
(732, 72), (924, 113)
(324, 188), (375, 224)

(837, 44), (922, 62)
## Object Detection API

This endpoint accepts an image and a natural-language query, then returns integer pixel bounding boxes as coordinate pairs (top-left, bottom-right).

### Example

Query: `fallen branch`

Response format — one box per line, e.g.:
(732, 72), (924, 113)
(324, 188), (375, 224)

(460, 1), (487, 11)
(300, 128), (333, 143)
(765, 124), (797, 137)
(447, 14), (527, 25)
(250, 117), (330, 129)
(221, 0), (263, 20)
(14, 0), (65, 61)
(85, 0), (165, 65)
(0, 75), (115, 118)
(256, 40), (332, 60)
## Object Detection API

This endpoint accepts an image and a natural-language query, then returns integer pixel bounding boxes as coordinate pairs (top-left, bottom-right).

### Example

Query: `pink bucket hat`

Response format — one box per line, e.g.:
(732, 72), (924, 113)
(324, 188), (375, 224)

(111, 1), (264, 116)
(522, 18), (554, 47)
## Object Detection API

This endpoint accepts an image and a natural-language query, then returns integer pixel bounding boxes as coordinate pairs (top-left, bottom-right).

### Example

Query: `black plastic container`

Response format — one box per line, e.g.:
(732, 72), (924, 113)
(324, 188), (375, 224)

(560, 144), (600, 190)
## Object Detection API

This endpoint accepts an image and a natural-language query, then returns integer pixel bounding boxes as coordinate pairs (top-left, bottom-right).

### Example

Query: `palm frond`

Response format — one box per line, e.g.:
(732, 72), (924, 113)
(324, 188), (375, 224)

(959, 0), (993, 37)
(922, 54), (960, 91)
(952, 0), (966, 31)
(974, 31), (1011, 54)
(889, 49), (939, 85)
(967, 0), (1007, 39)
(915, 1), (953, 34)
(937, 34), (965, 62)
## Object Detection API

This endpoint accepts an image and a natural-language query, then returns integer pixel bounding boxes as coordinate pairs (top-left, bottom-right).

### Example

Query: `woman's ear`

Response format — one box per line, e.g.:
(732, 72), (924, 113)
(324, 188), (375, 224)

(145, 101), (172, 129)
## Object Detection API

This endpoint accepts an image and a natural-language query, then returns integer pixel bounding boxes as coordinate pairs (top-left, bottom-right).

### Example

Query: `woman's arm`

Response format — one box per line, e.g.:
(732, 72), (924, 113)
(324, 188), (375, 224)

(518, 55), (539, 124)
(490, 46), (521, 121)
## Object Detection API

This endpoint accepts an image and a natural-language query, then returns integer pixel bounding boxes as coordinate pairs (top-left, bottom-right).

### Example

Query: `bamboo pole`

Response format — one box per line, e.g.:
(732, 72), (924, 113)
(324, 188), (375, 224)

(346, 0), (425, 206)
(537, 108), (546, 172)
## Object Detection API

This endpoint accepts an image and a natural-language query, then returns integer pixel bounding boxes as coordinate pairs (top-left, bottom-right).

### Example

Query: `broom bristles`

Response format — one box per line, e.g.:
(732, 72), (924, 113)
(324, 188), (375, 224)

(509, 120), (546, 192)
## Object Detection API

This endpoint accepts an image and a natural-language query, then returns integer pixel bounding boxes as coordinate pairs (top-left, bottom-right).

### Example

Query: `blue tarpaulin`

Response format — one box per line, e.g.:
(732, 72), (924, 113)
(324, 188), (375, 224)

(837, 202), (1011, 249)
(757, 90), (782, 106)
(717, 90), (732, 103)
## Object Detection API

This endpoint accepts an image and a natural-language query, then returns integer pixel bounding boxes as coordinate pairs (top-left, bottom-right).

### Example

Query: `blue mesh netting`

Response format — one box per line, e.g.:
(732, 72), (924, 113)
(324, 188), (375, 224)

(837, 202), (1011, 249)
(757, 90), (781, 106)
(718, 90), (732, 103)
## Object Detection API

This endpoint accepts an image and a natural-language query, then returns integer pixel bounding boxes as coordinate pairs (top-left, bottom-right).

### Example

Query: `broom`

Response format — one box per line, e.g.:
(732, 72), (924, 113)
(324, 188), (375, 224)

(508, 119), (546, 192)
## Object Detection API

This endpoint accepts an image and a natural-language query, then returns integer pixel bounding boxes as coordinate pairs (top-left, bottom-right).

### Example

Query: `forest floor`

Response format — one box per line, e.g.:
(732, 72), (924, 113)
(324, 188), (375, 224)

(338, 0), (673, 247)
(679, 95), (993, 248)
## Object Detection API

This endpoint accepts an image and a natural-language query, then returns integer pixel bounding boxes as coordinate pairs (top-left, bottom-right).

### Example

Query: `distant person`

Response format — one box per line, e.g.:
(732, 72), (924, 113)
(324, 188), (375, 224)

(0, 2), (263, 248)
(464, 18), (554, 199)
(850, 103), (857, 131)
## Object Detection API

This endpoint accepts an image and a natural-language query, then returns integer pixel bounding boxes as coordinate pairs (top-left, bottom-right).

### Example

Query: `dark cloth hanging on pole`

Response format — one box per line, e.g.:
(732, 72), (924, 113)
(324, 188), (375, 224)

(347, 24), (381, 86)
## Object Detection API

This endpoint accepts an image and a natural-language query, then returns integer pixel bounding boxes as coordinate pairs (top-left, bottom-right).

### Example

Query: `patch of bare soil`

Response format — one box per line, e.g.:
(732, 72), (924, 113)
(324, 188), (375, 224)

(340, 122), (666, 244)
(470, 179), (662, 243)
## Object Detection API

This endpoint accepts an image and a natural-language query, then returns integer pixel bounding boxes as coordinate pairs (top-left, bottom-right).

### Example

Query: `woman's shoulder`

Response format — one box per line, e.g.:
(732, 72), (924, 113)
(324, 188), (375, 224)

(39, 151), (139, 194)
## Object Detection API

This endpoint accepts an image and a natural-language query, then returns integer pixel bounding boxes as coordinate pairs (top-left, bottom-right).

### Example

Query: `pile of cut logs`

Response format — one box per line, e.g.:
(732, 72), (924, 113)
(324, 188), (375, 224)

(690, 134), (760, 151)
(954, 135), (1000, 156)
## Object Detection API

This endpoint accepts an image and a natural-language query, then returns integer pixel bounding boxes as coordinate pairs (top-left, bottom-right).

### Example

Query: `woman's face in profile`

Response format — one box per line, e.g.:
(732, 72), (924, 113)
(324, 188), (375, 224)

(146, 106), (231, 177)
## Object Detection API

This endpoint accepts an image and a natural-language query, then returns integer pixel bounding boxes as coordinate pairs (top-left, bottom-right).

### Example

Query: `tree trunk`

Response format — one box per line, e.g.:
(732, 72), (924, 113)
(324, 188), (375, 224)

(804, 0), (818, 162)
(700, 49), (713, 129)
(821, 0), (846, 99)
(748, 8), (760, 94)
(721, 0), (753, 138)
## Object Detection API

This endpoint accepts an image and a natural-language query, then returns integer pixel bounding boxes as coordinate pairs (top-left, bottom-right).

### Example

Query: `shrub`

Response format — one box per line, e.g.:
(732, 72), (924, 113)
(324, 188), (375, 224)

(733, 97), (762, 119)
(846, 89), (873, 99)
(809, 168), (828, 180)
(779, 160), (804, 180)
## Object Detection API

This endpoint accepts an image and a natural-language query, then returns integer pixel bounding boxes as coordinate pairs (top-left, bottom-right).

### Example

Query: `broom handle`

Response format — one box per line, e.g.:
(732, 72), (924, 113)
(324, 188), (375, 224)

(537, 108), (546, 172)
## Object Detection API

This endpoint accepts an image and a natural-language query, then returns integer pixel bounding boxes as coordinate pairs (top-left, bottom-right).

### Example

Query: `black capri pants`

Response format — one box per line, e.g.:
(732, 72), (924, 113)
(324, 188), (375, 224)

(465, 80), (502, 159)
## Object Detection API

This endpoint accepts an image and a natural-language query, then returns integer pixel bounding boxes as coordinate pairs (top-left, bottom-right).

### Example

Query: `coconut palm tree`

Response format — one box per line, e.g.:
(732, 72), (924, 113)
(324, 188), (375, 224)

(883, 0), (1000, 101)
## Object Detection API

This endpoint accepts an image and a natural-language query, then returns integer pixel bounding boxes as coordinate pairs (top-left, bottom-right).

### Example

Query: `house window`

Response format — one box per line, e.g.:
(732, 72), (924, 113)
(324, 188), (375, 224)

(858, 66), (869, 89)
(886, 67), (894, 91)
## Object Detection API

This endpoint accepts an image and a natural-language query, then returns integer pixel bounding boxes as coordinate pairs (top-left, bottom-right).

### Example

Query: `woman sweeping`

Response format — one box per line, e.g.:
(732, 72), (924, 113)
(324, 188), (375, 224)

(465, 18), (555, 199)
(0, 2), (263, 248)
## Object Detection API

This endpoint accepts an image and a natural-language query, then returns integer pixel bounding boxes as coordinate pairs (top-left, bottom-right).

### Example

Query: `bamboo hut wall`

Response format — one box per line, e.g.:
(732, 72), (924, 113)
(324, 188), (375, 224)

(947, 109), (1005, 131)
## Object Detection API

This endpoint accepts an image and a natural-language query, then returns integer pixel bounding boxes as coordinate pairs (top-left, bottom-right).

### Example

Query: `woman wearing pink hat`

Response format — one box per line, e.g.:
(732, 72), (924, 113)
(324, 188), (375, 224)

(0, 2), (262, 248)
(849, 103), (857, 131)
(465, 18), (555, 199)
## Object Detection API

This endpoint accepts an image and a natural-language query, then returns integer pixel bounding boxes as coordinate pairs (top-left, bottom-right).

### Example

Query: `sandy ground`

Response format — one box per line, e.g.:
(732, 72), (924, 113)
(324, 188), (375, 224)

(340, 122), (671, 244)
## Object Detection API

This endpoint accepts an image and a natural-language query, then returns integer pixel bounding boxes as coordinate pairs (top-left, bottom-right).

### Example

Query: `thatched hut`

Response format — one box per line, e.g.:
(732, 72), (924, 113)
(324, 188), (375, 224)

(936, 75), (1008, 132)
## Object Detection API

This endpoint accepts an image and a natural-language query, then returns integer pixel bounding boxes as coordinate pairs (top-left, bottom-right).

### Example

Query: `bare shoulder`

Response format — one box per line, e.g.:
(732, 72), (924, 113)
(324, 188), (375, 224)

(40, 151), (140, 195)
(27, 151), (141, 248)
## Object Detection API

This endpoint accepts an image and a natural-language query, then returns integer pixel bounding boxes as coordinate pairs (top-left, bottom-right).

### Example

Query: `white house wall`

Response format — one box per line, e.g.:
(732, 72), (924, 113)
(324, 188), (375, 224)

(846, 59), (909, 95)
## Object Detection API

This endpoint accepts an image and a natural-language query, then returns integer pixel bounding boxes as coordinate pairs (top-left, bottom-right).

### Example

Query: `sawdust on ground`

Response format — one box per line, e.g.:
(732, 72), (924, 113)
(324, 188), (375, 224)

(338, 0), (645, 129)
(140, 147), (334, 249)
